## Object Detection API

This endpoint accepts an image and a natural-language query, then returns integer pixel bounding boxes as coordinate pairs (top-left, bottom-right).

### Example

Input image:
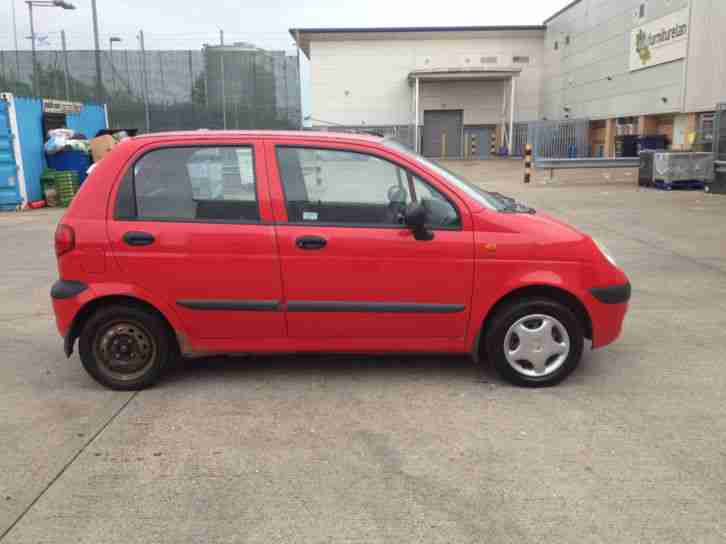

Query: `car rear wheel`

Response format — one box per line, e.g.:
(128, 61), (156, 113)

(79, 305), (172, 390)
(485, 298), (584, 387)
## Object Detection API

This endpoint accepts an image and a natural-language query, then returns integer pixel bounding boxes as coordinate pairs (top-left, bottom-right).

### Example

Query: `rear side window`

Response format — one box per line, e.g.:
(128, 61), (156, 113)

(122, 146), (259, 223)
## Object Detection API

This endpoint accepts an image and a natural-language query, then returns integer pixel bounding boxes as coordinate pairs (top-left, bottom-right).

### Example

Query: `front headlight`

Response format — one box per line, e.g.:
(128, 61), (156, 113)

(593, 238), (618, 267)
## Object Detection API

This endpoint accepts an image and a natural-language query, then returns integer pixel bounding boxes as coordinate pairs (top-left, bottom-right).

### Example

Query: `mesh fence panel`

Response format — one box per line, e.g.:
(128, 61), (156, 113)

(0, 48), (301, 133)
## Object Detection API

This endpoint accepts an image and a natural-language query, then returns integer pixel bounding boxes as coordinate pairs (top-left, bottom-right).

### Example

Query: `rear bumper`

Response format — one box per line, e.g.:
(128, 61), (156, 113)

(51, 280), (89, 357)
(586, 283), (631, 349)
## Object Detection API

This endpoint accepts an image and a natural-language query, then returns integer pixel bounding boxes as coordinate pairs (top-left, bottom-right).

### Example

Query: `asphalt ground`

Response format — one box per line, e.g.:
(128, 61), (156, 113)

(1, 160), (724, 543)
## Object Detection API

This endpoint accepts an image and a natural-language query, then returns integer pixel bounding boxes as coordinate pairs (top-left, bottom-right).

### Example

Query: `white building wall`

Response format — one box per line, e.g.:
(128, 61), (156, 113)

(684, 0), (726, 112)
(309, 34), (543, 128)
(543, 0), (690, 121)
(419, 80), (506, 125)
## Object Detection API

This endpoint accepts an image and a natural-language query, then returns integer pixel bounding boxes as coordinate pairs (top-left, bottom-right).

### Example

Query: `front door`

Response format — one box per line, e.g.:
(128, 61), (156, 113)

(266, 141), (474, 340)
(423, 110), (463, 158)
(107, 141), (286, 340)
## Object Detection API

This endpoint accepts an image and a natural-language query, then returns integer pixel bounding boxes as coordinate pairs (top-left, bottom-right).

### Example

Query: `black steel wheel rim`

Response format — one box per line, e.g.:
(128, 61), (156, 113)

(93, 320), (157, 382)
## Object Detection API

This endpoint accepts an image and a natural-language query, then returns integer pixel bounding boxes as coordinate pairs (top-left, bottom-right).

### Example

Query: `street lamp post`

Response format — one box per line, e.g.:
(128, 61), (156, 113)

(109, 37), (122, 96)
(26, 1), (76, 97)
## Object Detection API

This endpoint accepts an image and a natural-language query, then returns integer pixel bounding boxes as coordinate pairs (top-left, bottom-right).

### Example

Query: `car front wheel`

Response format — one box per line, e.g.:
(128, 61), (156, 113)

(485, 298), (584, 387)
(79, 305), (172, 390)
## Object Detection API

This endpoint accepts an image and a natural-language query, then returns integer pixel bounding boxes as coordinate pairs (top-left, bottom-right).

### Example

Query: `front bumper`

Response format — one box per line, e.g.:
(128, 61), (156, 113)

(586, 283), (631, 349)
(589, 283), (631, 305)
(51, 280), (88, 300)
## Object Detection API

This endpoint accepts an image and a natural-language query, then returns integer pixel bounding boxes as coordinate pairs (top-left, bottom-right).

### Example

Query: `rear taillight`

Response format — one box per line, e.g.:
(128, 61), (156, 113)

(55, 224), (75, 257)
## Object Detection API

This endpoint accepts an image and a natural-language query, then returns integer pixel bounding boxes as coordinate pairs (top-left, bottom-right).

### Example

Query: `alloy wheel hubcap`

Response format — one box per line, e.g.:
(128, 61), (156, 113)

(504, 314), (570, 378)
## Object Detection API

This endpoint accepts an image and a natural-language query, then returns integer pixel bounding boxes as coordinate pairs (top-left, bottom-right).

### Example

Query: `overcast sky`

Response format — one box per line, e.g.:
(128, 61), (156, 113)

(2, 0), (567, 52)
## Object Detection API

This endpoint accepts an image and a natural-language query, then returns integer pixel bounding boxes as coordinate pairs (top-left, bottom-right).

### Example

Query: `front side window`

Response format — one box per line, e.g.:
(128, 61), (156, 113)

(132, 146), (259, 222)
(276, 146), (460, 228)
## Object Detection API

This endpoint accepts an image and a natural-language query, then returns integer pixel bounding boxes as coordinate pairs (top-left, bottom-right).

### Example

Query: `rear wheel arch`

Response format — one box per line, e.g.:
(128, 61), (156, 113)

(475, 285), (593, 358)
(66, 295), (179, 358)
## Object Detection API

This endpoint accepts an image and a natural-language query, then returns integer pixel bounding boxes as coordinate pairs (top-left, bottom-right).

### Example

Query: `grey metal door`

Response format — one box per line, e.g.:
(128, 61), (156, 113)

(463, 127), (491, 159)
(422, 110), (463, 158)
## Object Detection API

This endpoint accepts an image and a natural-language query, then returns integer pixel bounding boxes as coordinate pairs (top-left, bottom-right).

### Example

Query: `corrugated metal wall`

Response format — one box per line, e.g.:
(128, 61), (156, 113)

(0, 100), (21, 209)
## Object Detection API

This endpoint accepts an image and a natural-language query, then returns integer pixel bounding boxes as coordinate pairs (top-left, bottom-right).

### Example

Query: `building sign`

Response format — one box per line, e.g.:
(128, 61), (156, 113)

(630, 8), (689, 72)
(42, 99), (83, 115)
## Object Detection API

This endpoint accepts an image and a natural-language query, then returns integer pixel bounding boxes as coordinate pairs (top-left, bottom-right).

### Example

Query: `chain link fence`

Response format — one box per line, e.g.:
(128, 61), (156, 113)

(0, 46), (301, 133)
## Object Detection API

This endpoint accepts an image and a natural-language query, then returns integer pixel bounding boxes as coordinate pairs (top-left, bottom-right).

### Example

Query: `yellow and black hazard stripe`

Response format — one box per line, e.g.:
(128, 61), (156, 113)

(524, 144), (533, 184)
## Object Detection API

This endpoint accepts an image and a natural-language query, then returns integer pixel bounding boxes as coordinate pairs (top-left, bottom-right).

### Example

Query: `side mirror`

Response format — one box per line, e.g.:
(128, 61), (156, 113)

(404, 202), (434, 241)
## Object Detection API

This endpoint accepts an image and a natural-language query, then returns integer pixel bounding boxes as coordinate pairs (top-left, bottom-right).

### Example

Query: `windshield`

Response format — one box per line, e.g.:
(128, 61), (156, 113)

(382, 139), (510, 211)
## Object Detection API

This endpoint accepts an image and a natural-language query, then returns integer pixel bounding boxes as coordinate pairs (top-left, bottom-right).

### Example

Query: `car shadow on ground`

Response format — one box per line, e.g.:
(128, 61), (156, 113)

(162, 353), (498, 387)
(158, 345), (608, 390)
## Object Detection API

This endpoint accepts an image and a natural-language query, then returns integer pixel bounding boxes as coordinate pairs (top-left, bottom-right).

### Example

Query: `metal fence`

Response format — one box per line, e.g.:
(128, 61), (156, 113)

(0, 47), (301, 133)
(526, 119), (590, 159)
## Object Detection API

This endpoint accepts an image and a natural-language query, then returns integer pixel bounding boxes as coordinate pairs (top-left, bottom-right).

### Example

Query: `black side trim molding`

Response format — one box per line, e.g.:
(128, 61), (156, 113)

(590, 283), (631, 305)
(51, 280), (88, 300)
(177, 300), (280, 312)
(287, 301), (465, 314)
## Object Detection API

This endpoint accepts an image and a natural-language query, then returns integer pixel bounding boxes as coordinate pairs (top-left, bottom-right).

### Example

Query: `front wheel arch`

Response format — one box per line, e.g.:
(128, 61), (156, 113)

(475, 285), (593, 359)
(66, 295), (179, 358)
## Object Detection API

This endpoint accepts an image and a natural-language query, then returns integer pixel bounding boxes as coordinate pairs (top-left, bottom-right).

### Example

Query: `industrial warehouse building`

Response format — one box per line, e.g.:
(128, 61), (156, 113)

(292, 0), (726, 158)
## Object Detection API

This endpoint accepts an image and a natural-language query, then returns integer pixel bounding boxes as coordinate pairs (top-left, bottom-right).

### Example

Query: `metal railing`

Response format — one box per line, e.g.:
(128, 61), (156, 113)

(534, 157), (640, 169)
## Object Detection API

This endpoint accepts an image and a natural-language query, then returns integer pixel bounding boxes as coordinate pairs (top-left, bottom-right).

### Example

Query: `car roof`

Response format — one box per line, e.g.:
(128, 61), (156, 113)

(132, 130), (386, 145)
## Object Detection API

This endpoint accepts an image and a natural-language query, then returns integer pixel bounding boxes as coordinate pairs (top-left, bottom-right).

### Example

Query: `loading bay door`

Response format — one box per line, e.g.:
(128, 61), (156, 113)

(422, 110), (463, 158)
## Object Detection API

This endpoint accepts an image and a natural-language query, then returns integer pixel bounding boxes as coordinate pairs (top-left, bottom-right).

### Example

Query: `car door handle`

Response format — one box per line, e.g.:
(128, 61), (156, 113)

(296, 235), (327, 250)
(123, 231), (155, 246)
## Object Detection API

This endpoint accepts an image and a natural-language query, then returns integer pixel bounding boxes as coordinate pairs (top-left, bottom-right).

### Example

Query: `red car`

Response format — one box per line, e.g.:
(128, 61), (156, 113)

(51, 131), (630, 390)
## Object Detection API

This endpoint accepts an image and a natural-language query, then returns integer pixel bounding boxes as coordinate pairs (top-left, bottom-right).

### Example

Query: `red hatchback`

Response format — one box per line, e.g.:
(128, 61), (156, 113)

(51, 131), (630, 390)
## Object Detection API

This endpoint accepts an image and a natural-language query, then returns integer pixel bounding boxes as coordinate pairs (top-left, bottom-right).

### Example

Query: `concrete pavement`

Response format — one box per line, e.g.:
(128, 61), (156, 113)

(1, 163), (725, 543)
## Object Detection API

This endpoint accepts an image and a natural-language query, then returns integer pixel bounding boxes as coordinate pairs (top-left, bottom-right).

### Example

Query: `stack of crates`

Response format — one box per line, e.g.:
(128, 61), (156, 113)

(55, 171), (80, 207)
(41, 169), (80, 207)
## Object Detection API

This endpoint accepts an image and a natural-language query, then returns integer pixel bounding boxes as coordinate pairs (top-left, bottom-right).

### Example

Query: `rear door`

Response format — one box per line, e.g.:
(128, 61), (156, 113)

(107, 140), (286, 341)
(266, 139), (475, 341)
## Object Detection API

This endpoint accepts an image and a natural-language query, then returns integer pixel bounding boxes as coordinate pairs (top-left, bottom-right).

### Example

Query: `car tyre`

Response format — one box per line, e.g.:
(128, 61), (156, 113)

(79, 305), (172, 390)
(485, 298), (584, 387)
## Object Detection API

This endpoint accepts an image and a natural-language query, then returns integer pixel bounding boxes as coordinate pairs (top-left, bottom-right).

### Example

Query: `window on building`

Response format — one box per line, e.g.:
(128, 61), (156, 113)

(275, 147), (460, 228)
(480, 56), (498, 64)
(639, 3), (646, 18)
(131, 146), (259, 222)
(513, 56), (531, 64)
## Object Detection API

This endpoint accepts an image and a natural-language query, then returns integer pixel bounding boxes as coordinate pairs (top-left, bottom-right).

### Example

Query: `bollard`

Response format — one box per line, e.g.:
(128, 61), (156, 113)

(490, 131), (497, 156)
(524, 144), (533, 183)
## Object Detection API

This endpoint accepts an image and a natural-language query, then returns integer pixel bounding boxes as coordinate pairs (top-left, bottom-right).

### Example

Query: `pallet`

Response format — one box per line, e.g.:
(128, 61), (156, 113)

(652, 179), (706, 191)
